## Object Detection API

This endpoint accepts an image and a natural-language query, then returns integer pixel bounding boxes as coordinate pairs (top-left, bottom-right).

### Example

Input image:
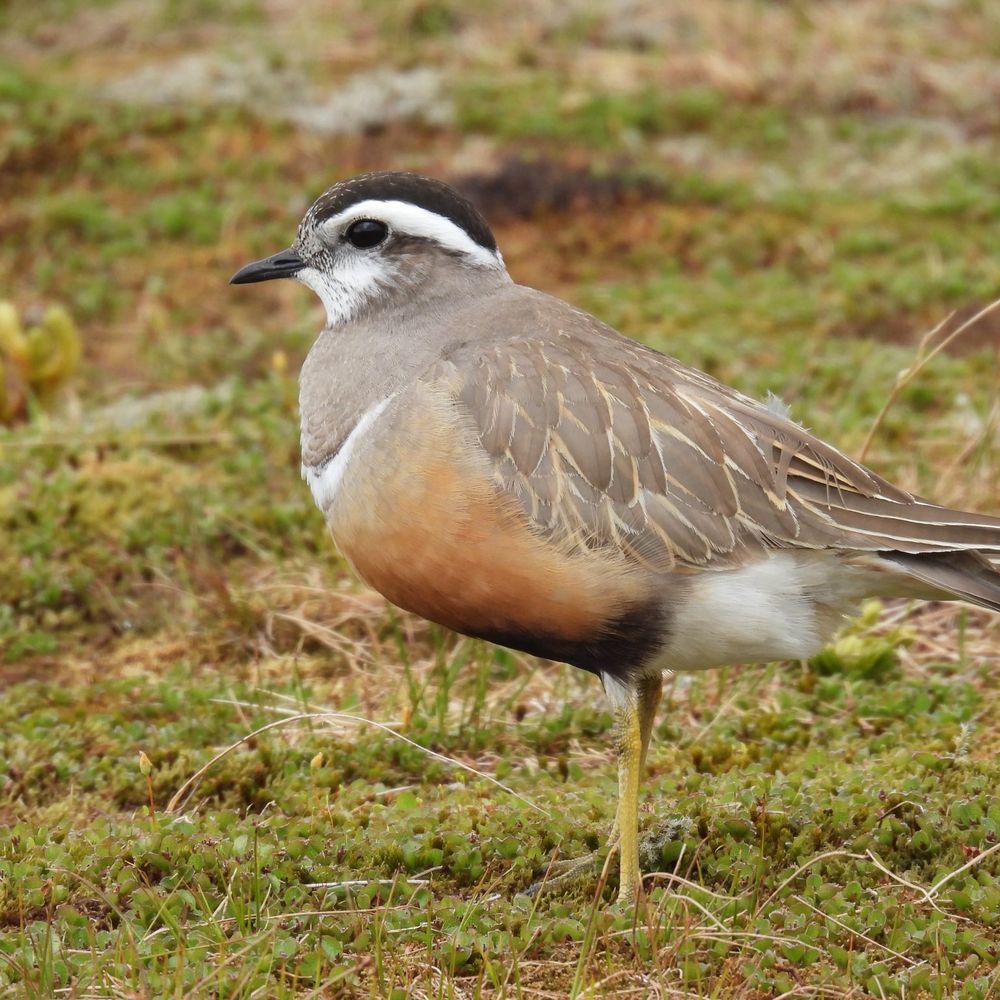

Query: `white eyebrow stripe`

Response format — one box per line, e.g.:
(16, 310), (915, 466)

(318, 199), (505, 270)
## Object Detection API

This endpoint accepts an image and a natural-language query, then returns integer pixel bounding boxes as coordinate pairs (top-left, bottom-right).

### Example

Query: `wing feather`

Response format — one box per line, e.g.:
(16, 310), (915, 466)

(432, 318), (1000, 574)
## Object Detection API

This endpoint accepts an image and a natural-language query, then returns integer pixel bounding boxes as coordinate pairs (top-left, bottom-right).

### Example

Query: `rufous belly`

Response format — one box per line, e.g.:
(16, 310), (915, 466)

(326, 385), (655, 653)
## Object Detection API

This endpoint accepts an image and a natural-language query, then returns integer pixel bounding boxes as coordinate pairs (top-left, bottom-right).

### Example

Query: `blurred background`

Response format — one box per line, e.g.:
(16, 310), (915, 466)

(2, 2), (1000, 994)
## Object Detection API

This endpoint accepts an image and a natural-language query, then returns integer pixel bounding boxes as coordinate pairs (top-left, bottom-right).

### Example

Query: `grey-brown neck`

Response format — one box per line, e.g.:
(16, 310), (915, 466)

(299, 264), (513, 469)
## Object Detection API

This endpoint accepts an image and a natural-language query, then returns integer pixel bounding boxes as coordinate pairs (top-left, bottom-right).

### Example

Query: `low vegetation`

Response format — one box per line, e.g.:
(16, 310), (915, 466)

(1, 1), (998, 995)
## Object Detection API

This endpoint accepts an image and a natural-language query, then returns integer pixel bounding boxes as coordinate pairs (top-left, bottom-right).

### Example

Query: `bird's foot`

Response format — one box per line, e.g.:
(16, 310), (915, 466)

(612, 875), (646, 911)
(525, 848), (607, 897)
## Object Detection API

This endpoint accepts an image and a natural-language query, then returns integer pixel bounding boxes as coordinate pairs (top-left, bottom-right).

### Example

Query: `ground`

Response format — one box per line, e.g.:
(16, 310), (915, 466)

(1, 1), (999, 996)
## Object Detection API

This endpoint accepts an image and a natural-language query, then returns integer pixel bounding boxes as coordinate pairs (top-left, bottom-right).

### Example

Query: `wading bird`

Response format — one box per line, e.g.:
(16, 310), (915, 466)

(232, 172), (1000, 905)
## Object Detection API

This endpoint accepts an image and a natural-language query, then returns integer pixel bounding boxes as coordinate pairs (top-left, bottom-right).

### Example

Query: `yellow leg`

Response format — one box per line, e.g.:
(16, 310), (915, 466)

(605, 672), (662, 854)
(637, 672), (663, 773)
(528, 672), (662, 902)
(613, 684), (644, 906)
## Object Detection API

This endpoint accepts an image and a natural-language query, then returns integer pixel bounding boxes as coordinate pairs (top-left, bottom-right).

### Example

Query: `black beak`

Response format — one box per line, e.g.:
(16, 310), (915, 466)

(230, 248), (304, 285)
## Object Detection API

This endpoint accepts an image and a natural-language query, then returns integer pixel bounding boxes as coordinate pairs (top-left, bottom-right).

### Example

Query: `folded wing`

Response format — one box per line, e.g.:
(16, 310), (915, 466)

(432, 311), (1000, 609)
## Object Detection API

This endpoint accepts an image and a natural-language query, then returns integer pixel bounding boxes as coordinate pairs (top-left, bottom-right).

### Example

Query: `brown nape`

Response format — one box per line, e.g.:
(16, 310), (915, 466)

(326, 385), (666, 678)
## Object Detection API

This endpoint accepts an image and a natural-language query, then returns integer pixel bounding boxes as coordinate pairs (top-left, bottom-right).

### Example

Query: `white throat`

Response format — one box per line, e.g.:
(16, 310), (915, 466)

(295, 257), (397, 329)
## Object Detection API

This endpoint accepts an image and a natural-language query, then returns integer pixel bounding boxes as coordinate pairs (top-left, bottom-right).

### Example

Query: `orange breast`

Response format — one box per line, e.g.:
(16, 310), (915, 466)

(326, 385), (657, 655)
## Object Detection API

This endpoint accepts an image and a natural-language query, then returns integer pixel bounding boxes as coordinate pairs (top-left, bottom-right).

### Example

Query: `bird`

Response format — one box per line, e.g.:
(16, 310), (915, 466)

(231, 171), (1000, 906)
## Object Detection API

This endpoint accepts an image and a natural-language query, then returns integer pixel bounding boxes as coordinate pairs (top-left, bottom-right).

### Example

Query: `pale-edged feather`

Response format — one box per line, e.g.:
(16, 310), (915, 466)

(430, 289), (1000, 600)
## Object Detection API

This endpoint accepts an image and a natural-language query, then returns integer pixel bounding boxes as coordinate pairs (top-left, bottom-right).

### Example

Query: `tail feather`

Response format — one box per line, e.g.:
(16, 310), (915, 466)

(882, 550), (1000, 614)
(793, 480), (1000, 553)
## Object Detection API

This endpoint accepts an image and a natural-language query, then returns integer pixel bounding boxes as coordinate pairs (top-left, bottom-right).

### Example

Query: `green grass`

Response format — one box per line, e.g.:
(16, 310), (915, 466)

(1, 0), (999, 995)
(4, 627), (1000, 995)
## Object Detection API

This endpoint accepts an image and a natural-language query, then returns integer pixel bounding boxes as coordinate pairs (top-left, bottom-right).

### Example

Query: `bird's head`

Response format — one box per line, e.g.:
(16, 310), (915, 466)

(230, 171), (507, 327)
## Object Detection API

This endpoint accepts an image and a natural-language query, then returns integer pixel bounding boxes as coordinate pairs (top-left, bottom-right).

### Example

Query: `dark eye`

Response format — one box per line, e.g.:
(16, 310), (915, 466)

(345, 219), (388, 249)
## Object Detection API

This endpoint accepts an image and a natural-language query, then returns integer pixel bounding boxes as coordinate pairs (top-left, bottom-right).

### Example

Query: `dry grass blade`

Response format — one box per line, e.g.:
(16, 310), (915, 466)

(791, 894), (921, 968)
(645, 871), (749, 902)
(271, 610), (375, 662)
(859, 297), (1000, 462)
(759, 849), (865, 909)
(927, 838), (1000, 898)
(167, 704), (551, 817)
(857, 847), (1000, 926)
(773, 989), (859, 1000)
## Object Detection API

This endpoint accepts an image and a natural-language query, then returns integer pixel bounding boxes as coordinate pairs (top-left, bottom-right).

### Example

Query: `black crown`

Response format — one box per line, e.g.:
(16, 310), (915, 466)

(311, 172), (497, 253)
